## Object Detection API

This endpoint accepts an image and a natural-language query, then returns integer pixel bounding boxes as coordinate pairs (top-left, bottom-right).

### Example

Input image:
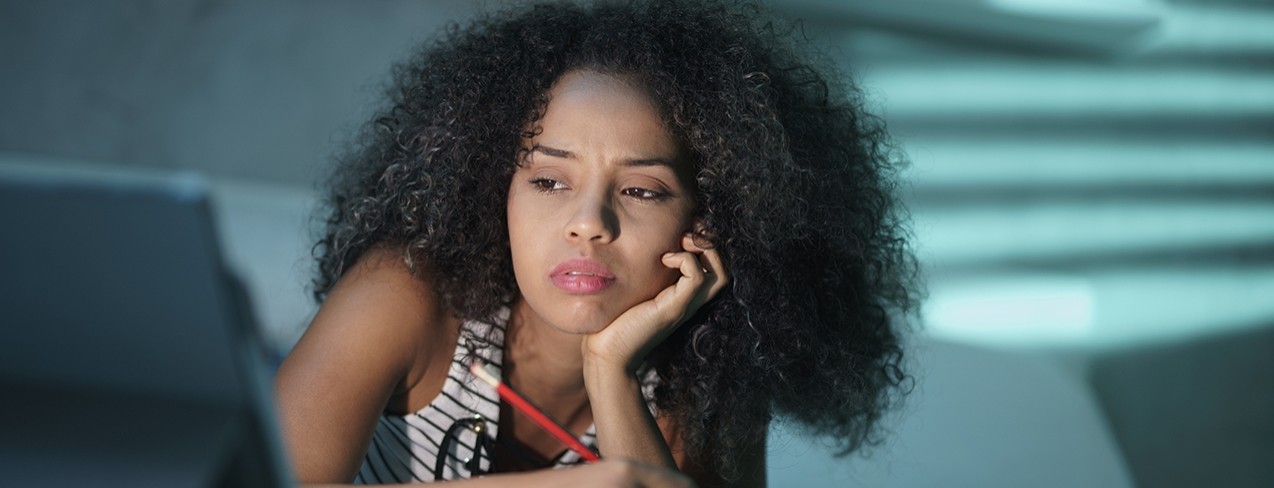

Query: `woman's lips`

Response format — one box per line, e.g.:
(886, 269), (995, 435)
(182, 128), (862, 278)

(550, 259), (616, 294)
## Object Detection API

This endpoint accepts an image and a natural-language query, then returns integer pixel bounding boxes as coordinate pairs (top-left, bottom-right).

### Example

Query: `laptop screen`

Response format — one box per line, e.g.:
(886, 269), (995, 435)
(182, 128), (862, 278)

(0, 158), (292, 487)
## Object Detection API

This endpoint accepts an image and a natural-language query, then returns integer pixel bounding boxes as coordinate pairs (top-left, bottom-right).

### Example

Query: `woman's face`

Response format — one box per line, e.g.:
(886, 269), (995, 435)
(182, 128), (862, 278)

(507, 70), (697, 335)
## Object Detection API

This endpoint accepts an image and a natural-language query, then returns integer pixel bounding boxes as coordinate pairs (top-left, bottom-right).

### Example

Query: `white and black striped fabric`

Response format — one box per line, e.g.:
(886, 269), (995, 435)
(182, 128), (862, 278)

(354, 309), (606, 483)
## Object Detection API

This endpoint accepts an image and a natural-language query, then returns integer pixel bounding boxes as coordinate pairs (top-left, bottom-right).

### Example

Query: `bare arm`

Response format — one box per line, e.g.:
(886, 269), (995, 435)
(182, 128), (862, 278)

(274, 247), (456, 483)
(582, 234), (748, 487)
(302, 459), (693, 487)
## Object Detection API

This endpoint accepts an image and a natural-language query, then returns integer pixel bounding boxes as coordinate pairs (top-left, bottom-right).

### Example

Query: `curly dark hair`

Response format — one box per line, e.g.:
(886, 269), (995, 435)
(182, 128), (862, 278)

(314, 0), (919, 480)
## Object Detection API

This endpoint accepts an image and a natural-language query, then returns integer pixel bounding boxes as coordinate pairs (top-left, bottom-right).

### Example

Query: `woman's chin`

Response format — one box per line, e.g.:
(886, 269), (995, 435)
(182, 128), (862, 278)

(512, 299), (617, 336)
(545, 311), (615, 335)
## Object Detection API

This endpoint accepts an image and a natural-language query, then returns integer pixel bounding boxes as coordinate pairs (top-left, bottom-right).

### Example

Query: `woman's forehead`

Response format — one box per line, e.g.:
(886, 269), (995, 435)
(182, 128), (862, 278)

(527, 70), (692, 175)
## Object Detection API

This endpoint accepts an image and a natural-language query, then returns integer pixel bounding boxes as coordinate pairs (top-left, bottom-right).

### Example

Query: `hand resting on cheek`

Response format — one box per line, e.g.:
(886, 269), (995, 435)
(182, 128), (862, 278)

(582, 232), (729, 375)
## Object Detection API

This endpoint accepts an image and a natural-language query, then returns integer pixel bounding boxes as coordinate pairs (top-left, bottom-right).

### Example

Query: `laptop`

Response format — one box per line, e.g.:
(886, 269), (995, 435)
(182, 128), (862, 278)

(0, 156), (293, 487)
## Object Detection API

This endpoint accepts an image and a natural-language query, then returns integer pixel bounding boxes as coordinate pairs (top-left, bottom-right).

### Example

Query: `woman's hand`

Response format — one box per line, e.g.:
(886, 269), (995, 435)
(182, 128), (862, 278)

(578, 232), (727, 471)
(556, 458), (698, 488)
(581, 232), (729, 374)
(302, 458), (695, 488)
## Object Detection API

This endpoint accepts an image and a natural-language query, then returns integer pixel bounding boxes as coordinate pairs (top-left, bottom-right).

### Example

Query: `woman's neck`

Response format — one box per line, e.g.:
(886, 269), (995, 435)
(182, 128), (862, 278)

(503, 300), (591, 426)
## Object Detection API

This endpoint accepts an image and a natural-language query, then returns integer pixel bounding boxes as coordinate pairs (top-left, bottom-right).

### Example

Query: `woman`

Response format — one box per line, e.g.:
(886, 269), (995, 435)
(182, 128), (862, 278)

(275, 1), (918, 486)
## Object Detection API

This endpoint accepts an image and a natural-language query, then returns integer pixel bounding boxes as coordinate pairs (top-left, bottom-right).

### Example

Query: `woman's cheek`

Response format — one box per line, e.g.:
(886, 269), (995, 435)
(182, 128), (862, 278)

(656, 245), (684, 287)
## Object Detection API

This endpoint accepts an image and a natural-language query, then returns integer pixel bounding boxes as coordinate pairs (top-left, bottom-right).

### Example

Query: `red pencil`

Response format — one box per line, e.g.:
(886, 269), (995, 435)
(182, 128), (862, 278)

(469, 360), (602, 462)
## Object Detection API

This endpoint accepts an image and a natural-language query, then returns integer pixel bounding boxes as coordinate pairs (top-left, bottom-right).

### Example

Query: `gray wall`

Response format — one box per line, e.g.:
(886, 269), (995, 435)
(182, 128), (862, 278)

(1, 0), (482, 187)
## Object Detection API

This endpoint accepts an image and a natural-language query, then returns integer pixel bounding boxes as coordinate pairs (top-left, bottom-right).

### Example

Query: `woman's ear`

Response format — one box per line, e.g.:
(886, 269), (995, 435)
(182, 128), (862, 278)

(684, 218), (716, 251)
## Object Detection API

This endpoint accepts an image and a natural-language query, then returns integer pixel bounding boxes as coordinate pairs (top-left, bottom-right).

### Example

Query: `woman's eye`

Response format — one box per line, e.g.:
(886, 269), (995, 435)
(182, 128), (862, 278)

(529, 178), (567, 192)
(621, 187), (668, 201)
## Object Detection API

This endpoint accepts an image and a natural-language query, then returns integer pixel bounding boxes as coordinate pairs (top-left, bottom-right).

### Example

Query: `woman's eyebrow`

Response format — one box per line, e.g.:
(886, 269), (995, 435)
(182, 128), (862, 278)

(531, 144), (574, 159)
(532, 144), (676, 168)
(625, 158), (678, 170)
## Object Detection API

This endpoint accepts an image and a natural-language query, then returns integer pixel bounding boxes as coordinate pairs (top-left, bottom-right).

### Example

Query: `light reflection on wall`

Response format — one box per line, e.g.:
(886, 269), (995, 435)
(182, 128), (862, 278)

(800, 0), (1274, 350)
(924, 273), (1095, 345)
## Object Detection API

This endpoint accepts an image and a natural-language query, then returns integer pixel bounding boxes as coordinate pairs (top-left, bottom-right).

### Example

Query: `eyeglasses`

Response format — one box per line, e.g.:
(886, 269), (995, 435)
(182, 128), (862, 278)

(435, 414), (579, 480)
(435, 416), (493, 481)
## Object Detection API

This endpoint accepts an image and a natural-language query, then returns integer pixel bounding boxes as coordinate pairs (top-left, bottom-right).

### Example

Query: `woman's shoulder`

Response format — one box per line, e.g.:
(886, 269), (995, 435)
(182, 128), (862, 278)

(319, 245), (455, 343)
(326, 244), (461, 391)
(283, 246), (461, 402)
(274, 244), (463, 480)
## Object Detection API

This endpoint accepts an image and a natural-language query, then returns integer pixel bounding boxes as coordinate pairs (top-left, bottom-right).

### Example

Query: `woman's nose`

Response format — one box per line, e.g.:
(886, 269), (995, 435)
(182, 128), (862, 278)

(565, 191), (618, 244)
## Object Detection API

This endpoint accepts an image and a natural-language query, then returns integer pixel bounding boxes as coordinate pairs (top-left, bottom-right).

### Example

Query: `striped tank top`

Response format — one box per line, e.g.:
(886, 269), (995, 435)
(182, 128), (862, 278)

(356, 308), (657, 483)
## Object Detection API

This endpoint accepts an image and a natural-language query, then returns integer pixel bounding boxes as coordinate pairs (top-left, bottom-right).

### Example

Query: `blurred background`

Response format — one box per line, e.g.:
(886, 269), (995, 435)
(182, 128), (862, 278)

(2, 0), (1271, 486)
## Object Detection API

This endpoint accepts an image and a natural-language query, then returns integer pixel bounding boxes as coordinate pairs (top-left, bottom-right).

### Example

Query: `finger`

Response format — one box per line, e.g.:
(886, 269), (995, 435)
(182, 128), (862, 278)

(677, 234), (728, 280)
(698, 248), (729, 298)
(681, 232), (706, 254)
(658, 252), (706, 317)
(661, 251), (706, 295)
(680, 234), (711, 275)
(662, 251), (727, 326)
(677, 236), (725, 299)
